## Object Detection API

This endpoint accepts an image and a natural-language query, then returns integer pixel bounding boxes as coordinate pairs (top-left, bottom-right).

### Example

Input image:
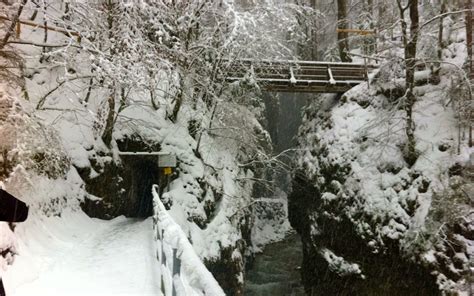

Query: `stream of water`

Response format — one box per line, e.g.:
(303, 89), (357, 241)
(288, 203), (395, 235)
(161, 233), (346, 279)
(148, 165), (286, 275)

(244, 233), (305, 296)
(244, 93), (308, 295)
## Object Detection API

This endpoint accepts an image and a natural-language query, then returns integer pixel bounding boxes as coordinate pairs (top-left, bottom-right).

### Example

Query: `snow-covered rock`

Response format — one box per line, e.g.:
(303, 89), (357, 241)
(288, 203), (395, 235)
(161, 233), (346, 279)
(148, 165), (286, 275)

(289, 41), (473, 295)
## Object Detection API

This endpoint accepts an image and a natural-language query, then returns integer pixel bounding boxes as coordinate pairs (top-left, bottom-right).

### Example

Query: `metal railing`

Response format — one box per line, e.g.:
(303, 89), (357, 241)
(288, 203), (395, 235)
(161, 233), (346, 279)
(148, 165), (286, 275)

(225, 58), (376, 93)
(152, 185), (225, 296)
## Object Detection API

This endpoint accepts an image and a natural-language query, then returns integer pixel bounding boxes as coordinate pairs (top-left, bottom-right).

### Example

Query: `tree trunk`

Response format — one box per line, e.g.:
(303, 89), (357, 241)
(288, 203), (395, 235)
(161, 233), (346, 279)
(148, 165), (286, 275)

(466, 0), (473, 80)
(150, 89), (159, 110)
(170, 74), (183, 122)
(466, 0), (473, 147)
(83, 77), (93, 106)
(170, 89), (183, 122)
(365, 0), (375, 55)
(406, 0), (419, 88)
(101, 89), (116, 147)
(434, 0), (447, 77)
(29, 1), (39, 21)
(0, 0), (28, 49)
(399, 0), (419, 165)
(336, 0), (352, 62)
(310, 0), (318, 59)
(101, 0), (117, 147)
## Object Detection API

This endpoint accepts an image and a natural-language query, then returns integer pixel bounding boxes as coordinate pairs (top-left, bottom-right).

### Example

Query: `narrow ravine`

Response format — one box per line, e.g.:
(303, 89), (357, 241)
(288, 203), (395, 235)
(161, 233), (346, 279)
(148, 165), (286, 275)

(245, 93), (309, 295)
(244, 234), (304, 296)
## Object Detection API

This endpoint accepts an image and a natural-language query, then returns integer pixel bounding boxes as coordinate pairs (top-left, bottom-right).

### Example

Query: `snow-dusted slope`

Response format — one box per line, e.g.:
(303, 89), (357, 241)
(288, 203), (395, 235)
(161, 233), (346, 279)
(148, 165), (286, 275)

(4, 212), (160, 296)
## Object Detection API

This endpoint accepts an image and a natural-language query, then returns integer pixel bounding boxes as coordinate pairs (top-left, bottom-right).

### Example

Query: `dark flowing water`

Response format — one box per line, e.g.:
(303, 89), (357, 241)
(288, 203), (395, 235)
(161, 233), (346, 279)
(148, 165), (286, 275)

(244, 234), (305, 296)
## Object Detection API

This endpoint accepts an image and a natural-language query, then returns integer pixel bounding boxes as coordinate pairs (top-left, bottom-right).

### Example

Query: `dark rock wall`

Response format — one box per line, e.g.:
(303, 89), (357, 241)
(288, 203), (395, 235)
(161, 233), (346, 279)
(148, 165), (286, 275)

(289, 172), (440, 296)
(288, 94), (472, 295)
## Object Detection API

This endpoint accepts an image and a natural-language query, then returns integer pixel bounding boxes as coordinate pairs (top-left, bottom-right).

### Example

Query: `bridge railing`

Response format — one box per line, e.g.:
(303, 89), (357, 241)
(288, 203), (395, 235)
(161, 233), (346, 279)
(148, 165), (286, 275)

(152, 185), (225, 296)
(224, 58), (378, 93)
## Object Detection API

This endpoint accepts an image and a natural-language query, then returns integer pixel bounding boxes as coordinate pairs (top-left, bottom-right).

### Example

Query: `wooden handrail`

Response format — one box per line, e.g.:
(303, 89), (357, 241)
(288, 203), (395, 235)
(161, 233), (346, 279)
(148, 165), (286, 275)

(0, 15), (80, 37)
(336, 28), (376, 35)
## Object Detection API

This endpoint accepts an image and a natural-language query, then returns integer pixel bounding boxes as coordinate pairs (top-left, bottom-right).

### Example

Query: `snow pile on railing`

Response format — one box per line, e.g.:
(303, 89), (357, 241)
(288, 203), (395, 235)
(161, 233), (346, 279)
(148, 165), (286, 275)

(152, 185), (225, 296)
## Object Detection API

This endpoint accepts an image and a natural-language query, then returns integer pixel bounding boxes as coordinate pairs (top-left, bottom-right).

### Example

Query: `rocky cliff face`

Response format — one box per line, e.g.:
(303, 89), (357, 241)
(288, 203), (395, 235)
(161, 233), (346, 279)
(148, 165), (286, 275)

(289, 80), (473, 295)
(289, 171), (440, 295)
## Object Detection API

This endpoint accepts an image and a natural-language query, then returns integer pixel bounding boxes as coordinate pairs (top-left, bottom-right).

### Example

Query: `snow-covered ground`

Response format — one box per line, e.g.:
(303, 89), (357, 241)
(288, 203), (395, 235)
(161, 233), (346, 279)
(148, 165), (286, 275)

(4, 212), (160, 296)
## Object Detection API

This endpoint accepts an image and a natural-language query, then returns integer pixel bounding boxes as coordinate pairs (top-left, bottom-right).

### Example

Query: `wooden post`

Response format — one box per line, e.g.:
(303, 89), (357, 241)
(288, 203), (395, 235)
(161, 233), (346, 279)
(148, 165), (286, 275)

(15, 22), (21, 38)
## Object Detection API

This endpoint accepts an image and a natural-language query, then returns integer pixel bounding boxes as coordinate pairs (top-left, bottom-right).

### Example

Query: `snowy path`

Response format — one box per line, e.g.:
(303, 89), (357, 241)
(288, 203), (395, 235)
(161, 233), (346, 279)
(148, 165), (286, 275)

(4, 212), (160, 296)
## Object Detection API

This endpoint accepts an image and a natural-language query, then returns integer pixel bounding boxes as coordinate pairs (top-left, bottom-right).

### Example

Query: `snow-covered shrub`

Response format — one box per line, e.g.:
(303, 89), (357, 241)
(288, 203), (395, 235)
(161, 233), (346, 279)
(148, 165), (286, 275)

(428, 176), (471, 231)
(0, 99), (69, 180)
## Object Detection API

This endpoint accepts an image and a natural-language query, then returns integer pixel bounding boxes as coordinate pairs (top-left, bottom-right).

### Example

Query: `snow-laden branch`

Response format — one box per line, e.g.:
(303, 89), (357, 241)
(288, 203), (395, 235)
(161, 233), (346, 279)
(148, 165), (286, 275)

(419, 9), (471, 30)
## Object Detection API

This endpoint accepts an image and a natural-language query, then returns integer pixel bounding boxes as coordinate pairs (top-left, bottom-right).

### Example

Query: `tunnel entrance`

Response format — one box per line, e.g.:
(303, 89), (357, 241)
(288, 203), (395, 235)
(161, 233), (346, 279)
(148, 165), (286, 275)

(79, 149), (162, 220)
(115, 136), (166, 219)
(117, 148), (176, 218)
(125, 157), (160, 218)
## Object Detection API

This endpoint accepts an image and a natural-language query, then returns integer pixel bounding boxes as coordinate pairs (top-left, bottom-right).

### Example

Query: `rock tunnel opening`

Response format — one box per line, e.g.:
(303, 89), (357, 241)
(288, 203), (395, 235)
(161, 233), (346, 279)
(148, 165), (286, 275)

(116, 136), (163, 219)
(83, 137), (164, 219)
(79, 152), (162, 220)
(79, 135), (173, 220)
(124, 157), (160, 218)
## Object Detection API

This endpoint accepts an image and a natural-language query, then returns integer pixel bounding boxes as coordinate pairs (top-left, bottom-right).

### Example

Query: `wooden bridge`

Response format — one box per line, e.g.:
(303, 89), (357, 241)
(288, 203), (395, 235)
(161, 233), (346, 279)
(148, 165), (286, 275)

(226, 58), (376, 93)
